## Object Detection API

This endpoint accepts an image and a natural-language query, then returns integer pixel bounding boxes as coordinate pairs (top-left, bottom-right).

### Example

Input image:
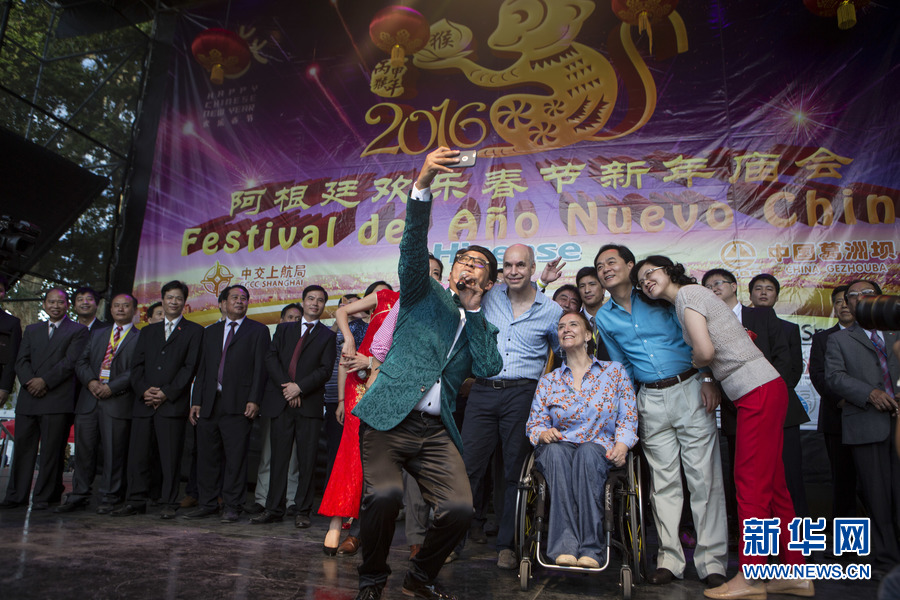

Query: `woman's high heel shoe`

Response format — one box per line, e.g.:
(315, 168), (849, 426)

(323, 544), (338, 556)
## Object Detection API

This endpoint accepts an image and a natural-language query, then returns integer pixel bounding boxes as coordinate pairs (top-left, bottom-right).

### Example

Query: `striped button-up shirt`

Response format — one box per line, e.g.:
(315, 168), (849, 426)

(482, 282), (563, 381)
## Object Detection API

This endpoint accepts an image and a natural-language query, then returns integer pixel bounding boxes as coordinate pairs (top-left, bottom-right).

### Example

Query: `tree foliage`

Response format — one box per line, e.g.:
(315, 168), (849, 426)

(0, 0), (151, 318)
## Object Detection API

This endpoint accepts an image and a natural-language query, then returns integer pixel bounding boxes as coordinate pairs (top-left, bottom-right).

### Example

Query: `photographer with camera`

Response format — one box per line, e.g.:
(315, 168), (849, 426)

(825, 279), (899, 577)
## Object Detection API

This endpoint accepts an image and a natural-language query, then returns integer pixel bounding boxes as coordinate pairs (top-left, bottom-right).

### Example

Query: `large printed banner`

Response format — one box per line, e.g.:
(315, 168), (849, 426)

(134, 0), (900, 426)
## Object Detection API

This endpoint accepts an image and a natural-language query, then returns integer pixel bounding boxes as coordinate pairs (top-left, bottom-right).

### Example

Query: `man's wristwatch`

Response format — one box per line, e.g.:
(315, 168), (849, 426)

(700, 376), (715, 384)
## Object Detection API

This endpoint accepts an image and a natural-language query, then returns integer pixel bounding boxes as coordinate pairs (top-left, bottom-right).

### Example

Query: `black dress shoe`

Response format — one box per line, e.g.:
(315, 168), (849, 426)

(294, 514), (311, 528)
(54, 501), (87, 513)
(0, 500), (25, 509)
(220, 507), (240, 523)
(354, 586), (382, 600)
(160, 506), (177, 520)
(401, 574), (457, 600)
(648, 568), (676, 585)
(250, 510), (283, 524)
(705, 573), (727, 588)
(182, 507), (219, 519)
(110, 504), (146, 517)
(243, 502), (265, 515)
(96, 503), (116, 515)
(30, 502), (50, 511)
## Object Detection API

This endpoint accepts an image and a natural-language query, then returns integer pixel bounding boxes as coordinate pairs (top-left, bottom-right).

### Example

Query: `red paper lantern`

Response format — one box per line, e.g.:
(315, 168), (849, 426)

(369, 6), (430, 68)
(612, 0), (680, 53)
(191, 28), (252, 85)
(804, 0), (869, 29)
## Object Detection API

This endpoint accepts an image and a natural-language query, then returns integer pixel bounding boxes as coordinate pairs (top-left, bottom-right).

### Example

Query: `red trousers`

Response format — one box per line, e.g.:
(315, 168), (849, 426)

(734, 377), (805, 566)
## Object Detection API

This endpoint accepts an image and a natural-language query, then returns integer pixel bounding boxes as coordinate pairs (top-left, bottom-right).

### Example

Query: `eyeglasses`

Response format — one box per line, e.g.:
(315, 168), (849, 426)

(637, 266), (664, 288)
(704, 279), (733, 290)
(455, 255), (487, 269)
(845, 289), (877, 300)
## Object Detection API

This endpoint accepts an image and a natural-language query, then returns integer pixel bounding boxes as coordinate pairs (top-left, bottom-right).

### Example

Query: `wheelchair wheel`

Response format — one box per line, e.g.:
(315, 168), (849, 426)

(620, 566), (633, 600)
(519, 558), (531, 591)
(624, 454), (649, 582)
(514, 451), (538, 561)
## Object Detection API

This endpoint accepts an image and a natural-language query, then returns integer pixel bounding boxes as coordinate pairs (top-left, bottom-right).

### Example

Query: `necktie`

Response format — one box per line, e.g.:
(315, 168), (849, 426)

(217, 322), (237, 386)
(100, 326), (123, 382)
(165, 321), (174, 341)
(870, 331), (895, 397)
(288, 322), (313, 381)
(48, 322), (56, 339)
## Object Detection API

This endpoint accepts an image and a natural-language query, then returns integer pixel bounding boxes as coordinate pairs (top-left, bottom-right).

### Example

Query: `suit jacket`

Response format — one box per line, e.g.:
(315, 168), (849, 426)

(352, 196), (503, 452)
(721, 306), (795, 433)
(780, 318), (811, 427)
(262, 321), (336, 419)
(15, 317), (88, 415)
(75, 324), (139, 419)
(826, 325), (900, 445)
(0, 309), (23, 393)
(810, 324), (843, 435)
(130, 317), (203, 418)
(86, 318), (109, 333)
(192, 317), (269, 418)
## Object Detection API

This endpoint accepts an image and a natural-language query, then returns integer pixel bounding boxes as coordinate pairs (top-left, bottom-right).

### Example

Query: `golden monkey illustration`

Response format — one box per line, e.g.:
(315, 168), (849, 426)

(414, 0), (681, 157)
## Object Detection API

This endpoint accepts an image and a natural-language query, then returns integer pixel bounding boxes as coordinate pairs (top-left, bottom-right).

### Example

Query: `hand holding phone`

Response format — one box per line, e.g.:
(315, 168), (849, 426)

(455, 150), (477, 168)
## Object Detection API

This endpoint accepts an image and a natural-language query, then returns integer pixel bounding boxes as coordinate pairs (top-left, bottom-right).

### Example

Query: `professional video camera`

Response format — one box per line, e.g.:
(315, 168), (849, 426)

(856, 295), (900, 332)
(0, 215), (40, 260)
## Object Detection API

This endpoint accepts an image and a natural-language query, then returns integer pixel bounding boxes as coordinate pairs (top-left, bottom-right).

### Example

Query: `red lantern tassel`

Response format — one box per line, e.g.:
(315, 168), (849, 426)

(837, 1), (857, 29)
(211, 63), (225, 85)
(390, 44), (404, 68)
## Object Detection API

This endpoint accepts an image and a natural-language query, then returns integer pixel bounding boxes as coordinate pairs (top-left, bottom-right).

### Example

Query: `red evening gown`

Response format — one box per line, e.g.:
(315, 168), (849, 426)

(318, 288), (398, 518)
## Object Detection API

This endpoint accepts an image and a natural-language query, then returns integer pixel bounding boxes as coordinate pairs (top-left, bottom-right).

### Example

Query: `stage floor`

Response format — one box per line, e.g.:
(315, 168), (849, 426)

(0, 472), (882, 599)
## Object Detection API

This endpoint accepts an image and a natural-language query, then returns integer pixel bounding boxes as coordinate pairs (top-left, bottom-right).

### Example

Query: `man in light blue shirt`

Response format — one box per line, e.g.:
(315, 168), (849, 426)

(461, 243), (563, 570)
(594, 244), (728, 588)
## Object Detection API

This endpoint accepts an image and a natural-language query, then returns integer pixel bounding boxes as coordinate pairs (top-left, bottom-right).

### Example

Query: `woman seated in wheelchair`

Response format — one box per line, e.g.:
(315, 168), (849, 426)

(525, 311), (638, 569)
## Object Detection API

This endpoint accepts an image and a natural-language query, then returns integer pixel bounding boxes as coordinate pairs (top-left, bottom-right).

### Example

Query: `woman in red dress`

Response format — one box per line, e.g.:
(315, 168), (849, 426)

(320, 284), (398, 554)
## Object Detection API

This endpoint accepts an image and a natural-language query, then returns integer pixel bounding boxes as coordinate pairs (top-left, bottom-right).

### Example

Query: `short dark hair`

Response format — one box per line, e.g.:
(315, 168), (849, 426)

(43, 287), (69, 303)
(341, 293), (360, 304)
(364, 281), (393, 297)
(217, 288), (229, 303)
(223, 284), (250, 301)
(748, 273), (781, 297)
(701, 268), (737, 287)
(146, 301), (162, 320)
(575, 266), (600, 286)
(73, 286), (100, 303)
(631, 255), (697, 289)
(280, 303), (302, 319)
(428, 253), (444, 278)
(455, 245), (498, 283)
(302, 284), (327, 301)
(552, 284), (582, 305)
(845, 279), (883, 296)
(831, 286), (848, 302)
(594, 244), (636, 268)
(161, 280), (189, 300)
(110, 293), (137, 309)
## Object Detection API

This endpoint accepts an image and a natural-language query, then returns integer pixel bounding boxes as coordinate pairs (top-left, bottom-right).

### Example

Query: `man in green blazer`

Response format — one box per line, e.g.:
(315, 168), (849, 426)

(352, 147), (503, 600)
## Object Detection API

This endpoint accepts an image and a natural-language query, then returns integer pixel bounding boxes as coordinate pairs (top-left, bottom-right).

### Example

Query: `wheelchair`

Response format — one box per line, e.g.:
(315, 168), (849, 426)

(513, 446), (649, 599)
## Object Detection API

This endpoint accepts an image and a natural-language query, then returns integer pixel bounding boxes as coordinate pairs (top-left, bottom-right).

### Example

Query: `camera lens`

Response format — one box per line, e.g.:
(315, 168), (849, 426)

(855, 295), (900, 332)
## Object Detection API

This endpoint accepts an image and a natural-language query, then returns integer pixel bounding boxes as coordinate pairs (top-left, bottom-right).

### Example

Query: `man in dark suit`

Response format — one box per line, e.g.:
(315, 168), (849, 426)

(252, 286), (335, 527)
(73, 286), (108, 332)
(702, 269), (805, 530)
(748, 272), (810, 518)
(351, 148), (503, 600)
(58, 293), (140, 514)
(809, 285), (858, 519)
(112, 280), (202, 519)
(187, 284), (269, 523)
(0, 288), (88, 510)
(826, 279), (900, 575)
(0, 275), (22, 408)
